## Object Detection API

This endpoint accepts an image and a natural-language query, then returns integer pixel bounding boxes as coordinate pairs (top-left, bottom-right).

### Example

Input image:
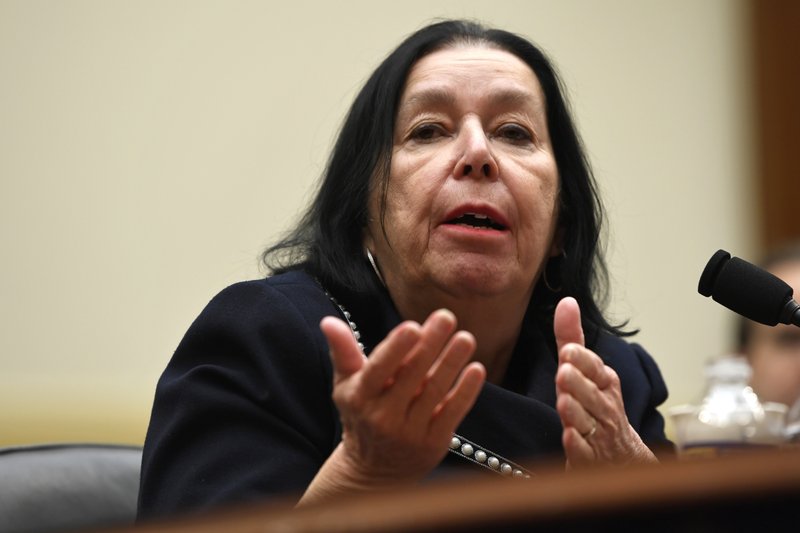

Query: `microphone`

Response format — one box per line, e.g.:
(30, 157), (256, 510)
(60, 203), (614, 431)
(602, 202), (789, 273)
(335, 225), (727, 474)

(698, 249), (800, 327)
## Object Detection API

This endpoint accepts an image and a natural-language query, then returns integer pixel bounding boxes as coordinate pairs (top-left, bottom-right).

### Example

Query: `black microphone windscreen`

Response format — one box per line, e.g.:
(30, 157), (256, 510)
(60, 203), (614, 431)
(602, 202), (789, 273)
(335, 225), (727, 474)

(698, 249), (730, 297)
(699, 249), (793, 326)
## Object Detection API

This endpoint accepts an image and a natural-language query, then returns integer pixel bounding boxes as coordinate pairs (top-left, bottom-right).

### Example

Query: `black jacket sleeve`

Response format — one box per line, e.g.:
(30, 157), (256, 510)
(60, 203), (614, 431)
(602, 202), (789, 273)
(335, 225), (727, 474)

(596, 334), (673, 456)
(137, 278), (340, 519)
(628, 342), (674, 455)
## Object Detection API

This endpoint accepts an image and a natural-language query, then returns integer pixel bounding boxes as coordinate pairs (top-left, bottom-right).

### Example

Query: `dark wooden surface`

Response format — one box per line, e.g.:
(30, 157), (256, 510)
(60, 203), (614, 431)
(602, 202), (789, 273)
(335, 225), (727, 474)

(114, 446), (800, 533)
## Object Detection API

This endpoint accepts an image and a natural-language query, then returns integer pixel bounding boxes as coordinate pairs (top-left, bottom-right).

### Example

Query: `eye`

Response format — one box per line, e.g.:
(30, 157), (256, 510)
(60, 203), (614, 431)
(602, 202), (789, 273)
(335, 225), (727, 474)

(495, 124), (534, 144)
(774, 330), (800, 350)
(409, 123), (447, 142)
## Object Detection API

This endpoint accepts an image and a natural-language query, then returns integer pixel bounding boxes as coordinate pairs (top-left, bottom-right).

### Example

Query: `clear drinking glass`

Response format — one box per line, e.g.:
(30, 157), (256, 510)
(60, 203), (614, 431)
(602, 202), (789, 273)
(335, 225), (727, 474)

(669, 355), (788, 458)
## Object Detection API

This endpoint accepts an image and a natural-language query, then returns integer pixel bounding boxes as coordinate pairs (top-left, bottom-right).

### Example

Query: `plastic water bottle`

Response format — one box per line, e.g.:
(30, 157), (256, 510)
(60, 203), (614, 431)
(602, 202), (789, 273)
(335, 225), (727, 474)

(669, 355), (787, 458)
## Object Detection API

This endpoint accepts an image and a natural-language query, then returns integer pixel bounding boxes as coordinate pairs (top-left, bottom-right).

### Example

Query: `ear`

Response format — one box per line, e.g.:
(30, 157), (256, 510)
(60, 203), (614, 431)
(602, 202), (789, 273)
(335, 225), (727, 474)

(549, 227), (566, 258)
(362, 225), (375, 251)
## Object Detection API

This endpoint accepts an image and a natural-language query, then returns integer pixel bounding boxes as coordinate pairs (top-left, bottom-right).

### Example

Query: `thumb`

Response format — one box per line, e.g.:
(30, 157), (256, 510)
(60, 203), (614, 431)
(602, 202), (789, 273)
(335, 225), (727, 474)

(320, 316), (365, 383)
(554, 296), (585, 353)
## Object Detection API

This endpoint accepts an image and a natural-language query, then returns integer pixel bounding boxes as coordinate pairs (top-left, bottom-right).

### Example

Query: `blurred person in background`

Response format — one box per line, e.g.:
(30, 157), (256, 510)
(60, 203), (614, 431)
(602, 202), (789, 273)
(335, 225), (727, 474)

(738, 242), (800, 415)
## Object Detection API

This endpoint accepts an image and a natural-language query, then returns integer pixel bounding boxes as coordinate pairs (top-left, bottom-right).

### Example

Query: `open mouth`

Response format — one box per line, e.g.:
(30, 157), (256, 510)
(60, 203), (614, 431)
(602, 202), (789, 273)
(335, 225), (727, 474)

(445, 213), (507, 230)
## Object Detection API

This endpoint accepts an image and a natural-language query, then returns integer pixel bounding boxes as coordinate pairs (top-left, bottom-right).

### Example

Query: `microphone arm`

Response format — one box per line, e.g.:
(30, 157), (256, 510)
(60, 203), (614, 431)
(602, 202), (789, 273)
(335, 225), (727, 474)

(780, 299), (800, 327)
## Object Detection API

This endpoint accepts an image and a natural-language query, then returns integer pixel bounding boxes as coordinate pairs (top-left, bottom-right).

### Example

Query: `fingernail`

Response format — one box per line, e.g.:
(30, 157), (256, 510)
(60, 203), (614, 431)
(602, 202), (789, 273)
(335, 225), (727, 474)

(568, 345), (578, 358)
(436, 308), (455, 322)
(560, 345), (573, 361)
(399, 324), (420, 343)
(427, 309), (455, 332)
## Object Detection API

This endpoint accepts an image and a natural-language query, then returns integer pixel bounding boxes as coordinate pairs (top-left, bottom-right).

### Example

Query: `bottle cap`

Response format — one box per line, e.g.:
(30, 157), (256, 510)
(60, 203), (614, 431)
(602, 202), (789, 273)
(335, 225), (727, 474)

(704, 355), (752, 382)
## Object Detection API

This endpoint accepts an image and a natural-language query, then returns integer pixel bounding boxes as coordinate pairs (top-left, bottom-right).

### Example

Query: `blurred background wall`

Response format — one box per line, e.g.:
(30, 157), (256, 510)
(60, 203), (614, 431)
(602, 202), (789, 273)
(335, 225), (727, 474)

(0, 0), (793, 446)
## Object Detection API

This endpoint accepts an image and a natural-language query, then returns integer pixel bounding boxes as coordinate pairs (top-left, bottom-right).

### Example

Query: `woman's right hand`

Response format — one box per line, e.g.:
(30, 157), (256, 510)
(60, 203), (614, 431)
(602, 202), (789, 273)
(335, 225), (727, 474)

(299, 309), (485, 505)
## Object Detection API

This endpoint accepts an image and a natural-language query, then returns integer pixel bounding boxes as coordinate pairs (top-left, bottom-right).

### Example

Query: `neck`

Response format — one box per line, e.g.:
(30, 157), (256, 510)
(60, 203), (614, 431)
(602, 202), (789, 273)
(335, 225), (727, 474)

(389, 285), (532, 384)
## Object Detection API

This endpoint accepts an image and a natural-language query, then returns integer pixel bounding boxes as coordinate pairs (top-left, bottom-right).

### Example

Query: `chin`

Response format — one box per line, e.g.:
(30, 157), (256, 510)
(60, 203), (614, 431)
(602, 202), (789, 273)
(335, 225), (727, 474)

(435, 267), (521, 299)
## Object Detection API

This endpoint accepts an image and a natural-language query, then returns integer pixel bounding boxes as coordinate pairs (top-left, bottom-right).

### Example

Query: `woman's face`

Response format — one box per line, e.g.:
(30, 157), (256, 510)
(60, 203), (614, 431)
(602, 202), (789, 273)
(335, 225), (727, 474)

(365, 45), (561, 304)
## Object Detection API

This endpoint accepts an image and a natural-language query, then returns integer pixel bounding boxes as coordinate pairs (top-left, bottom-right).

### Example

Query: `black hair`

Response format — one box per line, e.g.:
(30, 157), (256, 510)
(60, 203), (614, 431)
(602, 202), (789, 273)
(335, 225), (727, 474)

(263, 19), (629, 337)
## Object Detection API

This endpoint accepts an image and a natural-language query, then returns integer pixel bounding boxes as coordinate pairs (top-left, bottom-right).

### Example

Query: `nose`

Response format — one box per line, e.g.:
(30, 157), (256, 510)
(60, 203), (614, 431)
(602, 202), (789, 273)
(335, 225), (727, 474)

(454, 120), (498, 180)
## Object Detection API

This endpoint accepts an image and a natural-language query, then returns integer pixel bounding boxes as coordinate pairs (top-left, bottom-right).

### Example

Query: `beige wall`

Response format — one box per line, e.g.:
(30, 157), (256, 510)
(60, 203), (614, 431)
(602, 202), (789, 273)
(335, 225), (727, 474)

(0, 0), (754, 445)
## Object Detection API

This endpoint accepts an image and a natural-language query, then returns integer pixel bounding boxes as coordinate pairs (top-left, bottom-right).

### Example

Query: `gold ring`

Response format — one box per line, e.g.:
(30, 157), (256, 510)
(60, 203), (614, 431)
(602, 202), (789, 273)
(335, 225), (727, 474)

(582, 417), (597, 439)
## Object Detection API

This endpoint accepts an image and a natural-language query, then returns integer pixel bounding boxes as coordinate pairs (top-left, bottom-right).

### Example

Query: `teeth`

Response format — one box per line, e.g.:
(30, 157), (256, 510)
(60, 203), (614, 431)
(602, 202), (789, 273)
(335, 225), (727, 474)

(446, 212), (505, 230)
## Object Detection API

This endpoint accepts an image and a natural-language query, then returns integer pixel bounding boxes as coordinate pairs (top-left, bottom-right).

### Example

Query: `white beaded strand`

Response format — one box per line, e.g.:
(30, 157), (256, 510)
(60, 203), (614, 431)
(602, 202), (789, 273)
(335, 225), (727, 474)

(323, 290), (365, 354)
(450, 433), (533, 479)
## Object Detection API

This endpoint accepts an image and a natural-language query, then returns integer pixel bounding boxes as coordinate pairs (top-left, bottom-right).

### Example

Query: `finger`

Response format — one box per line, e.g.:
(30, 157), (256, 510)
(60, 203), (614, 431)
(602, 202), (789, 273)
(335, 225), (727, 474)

(556, 361), (607, 413)
(406, 330), (476, 425)
(556, 392), (596, 437)
(559, 344), (614, 390)
(428, 362), (486, 440)
(321, 316), (368, 383)
(554, 297), (585, 353)
(562, 427), (595, 467)
(358, 321), (423, 396)
(387, 309), (457, 400)
(556, 363), (619, 430)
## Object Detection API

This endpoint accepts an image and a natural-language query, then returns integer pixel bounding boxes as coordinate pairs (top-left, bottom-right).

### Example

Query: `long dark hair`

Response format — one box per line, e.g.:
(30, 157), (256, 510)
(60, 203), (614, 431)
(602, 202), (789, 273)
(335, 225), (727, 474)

(263, 19), (630, 337)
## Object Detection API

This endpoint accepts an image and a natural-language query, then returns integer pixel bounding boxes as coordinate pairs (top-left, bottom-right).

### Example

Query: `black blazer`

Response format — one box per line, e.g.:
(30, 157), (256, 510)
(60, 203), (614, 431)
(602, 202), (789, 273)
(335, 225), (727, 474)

(138, 270), (671, 519)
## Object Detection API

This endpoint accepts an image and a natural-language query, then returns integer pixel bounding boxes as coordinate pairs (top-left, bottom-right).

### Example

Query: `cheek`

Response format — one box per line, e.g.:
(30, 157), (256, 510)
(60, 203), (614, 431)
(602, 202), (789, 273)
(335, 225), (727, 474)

(515, 168), (559, 232)
(752, 352), (798, 387)
(385, 156), (443, 225)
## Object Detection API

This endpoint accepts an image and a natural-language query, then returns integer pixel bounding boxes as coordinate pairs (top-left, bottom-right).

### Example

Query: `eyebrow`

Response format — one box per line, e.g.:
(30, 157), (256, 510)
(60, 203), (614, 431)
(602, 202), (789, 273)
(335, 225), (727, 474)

(399, 86), (538, 116)
(400, 88), (457, 112)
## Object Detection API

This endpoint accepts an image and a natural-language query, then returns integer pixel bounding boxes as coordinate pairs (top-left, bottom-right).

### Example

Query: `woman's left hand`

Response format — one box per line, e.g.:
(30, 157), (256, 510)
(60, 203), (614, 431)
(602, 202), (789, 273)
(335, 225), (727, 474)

(553, 297), (657, 468)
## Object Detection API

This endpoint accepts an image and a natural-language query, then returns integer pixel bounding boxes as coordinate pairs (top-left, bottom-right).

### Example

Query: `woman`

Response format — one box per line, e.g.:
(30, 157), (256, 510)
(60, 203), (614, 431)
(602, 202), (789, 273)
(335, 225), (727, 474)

(138, 20), (670, 517)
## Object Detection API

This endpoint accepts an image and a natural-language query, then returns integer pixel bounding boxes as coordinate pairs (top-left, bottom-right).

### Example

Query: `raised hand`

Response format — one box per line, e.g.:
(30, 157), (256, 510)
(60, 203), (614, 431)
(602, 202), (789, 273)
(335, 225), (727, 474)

(299, 309), (485, 504)
(553, 297), (656, 468)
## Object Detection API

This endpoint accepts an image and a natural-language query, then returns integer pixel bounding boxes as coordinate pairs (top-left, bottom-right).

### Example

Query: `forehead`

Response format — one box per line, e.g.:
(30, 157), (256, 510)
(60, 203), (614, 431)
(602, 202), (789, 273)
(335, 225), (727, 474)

(399, 46), (544, 110)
